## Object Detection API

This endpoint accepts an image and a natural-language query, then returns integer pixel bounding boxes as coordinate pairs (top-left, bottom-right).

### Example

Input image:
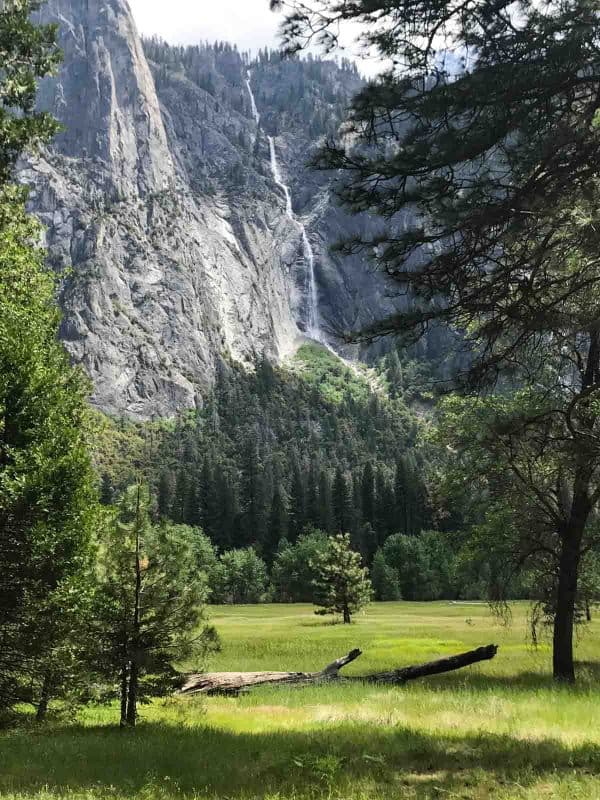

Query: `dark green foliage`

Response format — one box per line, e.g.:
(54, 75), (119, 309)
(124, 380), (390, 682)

(0, 0), (61, 183)
(139, 346), (429, 563)
(311, 533), (372, 623)
(370, 549), (401, 602)
(94, 487), (216, 726)
(267, 484), (289, 564)
(211, 548), (270, 604)
(0, 2), (101, 715)
(0, 194), (99, 712)
(383, 533), (453, 602)
(271, 530), (330, 602)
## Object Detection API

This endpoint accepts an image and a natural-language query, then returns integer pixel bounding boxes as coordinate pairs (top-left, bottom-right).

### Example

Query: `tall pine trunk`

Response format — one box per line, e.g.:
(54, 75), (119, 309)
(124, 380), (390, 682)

(124, 484), (143, 727)
(119, 664), (128, 728)
(126, 661), (138, 726)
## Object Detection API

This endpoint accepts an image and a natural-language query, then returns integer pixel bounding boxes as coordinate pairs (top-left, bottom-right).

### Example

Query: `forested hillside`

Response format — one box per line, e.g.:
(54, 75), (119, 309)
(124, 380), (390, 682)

(98, 345), (432, 565)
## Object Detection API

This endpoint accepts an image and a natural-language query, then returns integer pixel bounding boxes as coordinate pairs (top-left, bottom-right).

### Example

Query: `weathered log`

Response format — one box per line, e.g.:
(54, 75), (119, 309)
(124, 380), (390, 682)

(180, 648), (363, 695)
(180, 644), (498, 695)
(364, 644), (499, 685)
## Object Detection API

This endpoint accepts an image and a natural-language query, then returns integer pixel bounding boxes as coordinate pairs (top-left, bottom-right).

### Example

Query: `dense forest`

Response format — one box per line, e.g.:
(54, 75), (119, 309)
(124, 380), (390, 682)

(95, 344), (524, 606)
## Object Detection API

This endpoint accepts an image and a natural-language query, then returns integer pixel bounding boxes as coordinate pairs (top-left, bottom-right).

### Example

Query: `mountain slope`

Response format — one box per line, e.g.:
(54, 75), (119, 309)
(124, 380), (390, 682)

(21, 0), (400, 418)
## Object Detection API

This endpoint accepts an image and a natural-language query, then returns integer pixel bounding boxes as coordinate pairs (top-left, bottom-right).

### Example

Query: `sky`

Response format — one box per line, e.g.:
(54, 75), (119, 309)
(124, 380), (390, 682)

(127, 0), (385, 76)
(128, 0), (289, 56)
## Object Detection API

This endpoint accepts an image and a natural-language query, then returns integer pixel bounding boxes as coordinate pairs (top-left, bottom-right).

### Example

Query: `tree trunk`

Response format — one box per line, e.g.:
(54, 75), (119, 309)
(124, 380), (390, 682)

(585, 600), (592, 622)
(180, 644), (497, 695)
(36, 672), (51, 722)
(553, 529), (583, 683)
(119, 664), (129, 728)
(124, 483), (143, 727)
(126, 661), (138, 727)
(343, 605), (351, 624)
(553, 330), (600, 682)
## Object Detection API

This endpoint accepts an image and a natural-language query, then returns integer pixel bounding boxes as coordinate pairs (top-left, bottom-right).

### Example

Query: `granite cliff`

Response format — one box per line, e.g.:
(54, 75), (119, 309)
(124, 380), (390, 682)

(22, 0), (401, 418)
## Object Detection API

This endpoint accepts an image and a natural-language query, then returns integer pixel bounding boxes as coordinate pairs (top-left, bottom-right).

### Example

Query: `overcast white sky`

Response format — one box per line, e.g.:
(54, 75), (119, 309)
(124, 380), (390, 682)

(128, 0), (288, 55)
(127, 0), (385, 76)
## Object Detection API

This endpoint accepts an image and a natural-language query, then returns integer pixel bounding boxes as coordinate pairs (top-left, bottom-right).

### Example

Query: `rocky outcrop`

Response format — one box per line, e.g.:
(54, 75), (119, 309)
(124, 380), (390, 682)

(22, 0), (400, 418)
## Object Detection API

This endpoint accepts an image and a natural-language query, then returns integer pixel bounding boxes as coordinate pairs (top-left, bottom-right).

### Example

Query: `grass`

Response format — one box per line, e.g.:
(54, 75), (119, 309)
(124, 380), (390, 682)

(2, 602), (600, 800)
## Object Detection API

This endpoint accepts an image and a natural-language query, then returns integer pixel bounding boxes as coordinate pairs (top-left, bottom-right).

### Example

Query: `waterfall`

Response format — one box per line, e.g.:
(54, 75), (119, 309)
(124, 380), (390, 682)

(246, 70), (322, 342)
(244, 72), (261, 126)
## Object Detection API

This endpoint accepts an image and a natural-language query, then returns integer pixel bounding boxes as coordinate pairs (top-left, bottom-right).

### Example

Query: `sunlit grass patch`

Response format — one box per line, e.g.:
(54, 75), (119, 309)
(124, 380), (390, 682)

(1, 601), (599, 800)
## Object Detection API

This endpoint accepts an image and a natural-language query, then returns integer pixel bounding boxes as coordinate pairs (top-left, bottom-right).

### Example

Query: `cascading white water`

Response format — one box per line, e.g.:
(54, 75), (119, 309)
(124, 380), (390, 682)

(244, 71), (261, 126)
(246, 70), (321, 342)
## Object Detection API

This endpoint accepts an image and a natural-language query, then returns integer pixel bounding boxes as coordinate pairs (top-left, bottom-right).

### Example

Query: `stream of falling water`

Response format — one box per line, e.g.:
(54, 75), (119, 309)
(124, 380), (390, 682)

(245, 70), (321, 342)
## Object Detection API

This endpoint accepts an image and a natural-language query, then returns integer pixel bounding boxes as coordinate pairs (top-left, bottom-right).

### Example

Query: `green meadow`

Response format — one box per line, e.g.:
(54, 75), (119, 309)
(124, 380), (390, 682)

(2, 602), (600, 800)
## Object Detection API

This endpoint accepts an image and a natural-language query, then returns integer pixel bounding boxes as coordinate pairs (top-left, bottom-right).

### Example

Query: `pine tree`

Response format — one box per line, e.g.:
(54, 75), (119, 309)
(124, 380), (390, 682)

(306, 461), (320, 529)
(311, 533), (372, 623)
(289, 462), (306, 541)
(266, 484), (289, 563)
(371, 549), (401, 601)
(0, 4), (97, 710)
(171, 469), (189, 524)
(332, 467), (352, 534)
(95, 486), (215, 727)
(157, 470), (175, 519)
(318, 468), (334, 533)
(361, 462), (375, 528)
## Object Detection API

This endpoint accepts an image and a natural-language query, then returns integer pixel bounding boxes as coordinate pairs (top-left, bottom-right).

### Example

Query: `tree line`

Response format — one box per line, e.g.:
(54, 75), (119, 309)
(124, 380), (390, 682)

(99, 347), (433, 567)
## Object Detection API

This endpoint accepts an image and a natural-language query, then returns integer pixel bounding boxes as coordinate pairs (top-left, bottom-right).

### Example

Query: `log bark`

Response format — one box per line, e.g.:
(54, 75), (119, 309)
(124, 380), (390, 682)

(364, 644), (498, 685)
(180, 644), (497, 695)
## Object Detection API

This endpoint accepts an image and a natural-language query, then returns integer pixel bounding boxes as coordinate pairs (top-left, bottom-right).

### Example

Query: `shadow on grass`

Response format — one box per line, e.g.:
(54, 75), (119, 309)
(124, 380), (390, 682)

(2, 718), (599, 799)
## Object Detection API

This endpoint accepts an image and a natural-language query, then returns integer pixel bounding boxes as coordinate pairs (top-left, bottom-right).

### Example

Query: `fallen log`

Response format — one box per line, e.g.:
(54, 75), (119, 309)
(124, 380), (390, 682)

(364, 644), (498, 685)
(180, 644), (497, 695)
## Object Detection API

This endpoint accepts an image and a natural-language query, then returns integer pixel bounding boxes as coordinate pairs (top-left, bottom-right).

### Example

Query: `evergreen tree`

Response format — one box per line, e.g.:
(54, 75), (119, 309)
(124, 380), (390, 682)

(306, 460), (320, 529)
(0, 3), (98, 709)
(332, 467), (352, 534)
(171, 469), (189, 524)
(371, 549), (401, 601)
(361, 462), (375, 529)
(289, 461), (306, 541)
(374, 466), (392, 543)
(157, 470), (175, 519)
(100, 473), (114, 506)
(95, 486), (214, 727)
(311, 533), (372, 623)
(266, 483), (289, 564)
(240, 436), (268, 546)
(318, 468), (334, 533)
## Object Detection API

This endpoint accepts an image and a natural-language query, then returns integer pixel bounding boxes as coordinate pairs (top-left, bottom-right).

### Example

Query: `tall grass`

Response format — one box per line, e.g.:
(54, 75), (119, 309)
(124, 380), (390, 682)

(2, 602), (599, 800)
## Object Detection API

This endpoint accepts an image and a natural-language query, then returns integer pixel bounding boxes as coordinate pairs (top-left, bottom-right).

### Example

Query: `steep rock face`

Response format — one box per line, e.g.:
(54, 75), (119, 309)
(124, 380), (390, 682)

(22, 0), (402, 418)
(23, 0), (301, 418)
